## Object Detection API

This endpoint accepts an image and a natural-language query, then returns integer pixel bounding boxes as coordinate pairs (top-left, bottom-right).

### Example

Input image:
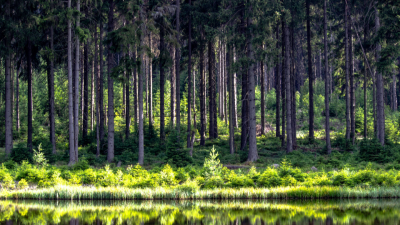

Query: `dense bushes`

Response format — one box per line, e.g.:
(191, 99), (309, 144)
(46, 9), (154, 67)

(3, 147), (400, 193)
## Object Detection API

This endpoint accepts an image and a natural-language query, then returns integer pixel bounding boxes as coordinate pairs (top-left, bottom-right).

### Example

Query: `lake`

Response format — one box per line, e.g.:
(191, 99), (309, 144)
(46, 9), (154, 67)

(1, 199), (400, 224)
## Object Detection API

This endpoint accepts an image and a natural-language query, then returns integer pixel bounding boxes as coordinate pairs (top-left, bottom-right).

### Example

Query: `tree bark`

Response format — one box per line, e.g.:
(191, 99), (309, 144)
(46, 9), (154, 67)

(187, 0), (192, 149)
(91, 49), (95, 131)
(349, 12), (355, 144)
(107, 0), (115, 163)
(306, 0), (314, 142)
(99, 14), (105, 142)
(138, 4), (145, 165)
(148, 33), (153, 125)
(261, 61), (265, 135)
(275, 24), (281, 138)
(285, 21), (293, 153)
(68, 0), (76, 164)
(240, 13), (249, 151)
(324, 0), (331, 153)
(247, 15), (258, 162)
(175, 0), (181, 134)
(170, 46), (176, 127)
(83, 36), (89, 141)
(94, 25), (100, 157)
(5, 48), (12, 156)
(375, 7), (385, 145)
(49, 25), (56, 153)
(160, 21), (165, 143)
(345, 2), (351, 140)
(16, 63), (20, 133)
(133, 47), (138, 126)
(126, 51), (130, 139)
(363, 25), (368, 138)
(392, 74), (397, 111)
(200, 30), (206, 146)
(233, 49), (238, 129)
(208, 40), (218, 139)
(281, 20), (286, 147)
(228, 45), (235, 154)
(74, 0), (80, 161)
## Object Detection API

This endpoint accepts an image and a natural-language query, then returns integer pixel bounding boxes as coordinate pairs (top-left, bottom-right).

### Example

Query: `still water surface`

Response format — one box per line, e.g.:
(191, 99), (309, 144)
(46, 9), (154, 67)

(1, 199), (400, 225)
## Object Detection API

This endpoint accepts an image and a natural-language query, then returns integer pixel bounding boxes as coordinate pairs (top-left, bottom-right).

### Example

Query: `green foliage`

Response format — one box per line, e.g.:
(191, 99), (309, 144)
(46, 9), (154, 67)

(175, 179), (199, 194)
(203, 146), (222, 178)
(165, 130), (192, 167)
(359, 138), (384, 163)
(159, 164), (178, 186)
(17, 179), (29, 190)
(33, 144), (48, 168)
(257, 168), (281, 187)
(11, 143), (33, 163)
(203, 176), (224, 189)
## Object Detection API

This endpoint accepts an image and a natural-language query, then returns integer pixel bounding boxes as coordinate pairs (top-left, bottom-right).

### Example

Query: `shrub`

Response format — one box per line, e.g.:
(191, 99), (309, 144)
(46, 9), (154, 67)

(16, 162), (45, 183)
(203, 146), (222, 178)
(203, 176), (224, 189)
(227, 175), (255, 188)
(332, 170), (349, 186)
(175, 179), (199, 194)
(1, 173), (15, 189)
(247, 166), (260, 182)
(81, 168), (97, 185)
(127, 164), (149, 178)
(159, 164), (178, 186)
(17, 179), (29, 190)
(97, 165), (117, 187)
(11, 143), (33, 163)
(359, 138), (384, 163)
(281, 175), (297, 187)
(33, 144), (48, 168)
(257, 168), (281, 187)
(72, 158), (90, 171)
(175, 168), (189, 183)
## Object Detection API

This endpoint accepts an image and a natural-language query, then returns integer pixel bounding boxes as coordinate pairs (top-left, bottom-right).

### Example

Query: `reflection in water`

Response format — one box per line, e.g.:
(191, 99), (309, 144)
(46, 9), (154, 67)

(1, 200), (400, 225)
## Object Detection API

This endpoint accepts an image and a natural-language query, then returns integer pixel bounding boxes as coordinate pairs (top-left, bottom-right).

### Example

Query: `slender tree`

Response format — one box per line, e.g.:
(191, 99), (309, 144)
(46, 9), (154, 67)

(187, 0), (193, 149)
(68, 0), (76, 164)
(176, 0), (181, 134)
(306, 0), (314, 142)
(324, 0), (331, 153)
(375, 7), (385, 145)
(107, 0), (115, 162)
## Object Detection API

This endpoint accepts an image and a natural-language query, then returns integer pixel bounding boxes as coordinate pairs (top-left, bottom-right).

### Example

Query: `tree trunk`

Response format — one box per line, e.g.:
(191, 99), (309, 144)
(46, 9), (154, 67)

(233, 49), (238, 129)
(94, 25), (100, 157)
(149, 33), (153, 125)
(363, 27), (368, 138)
(5, 49), (12, 156)
(275, 24), (281, 138)
(67, 0), (76, 164)
(16, 63), (20, 133)
(224, 43), (228, 125)
(345, 2), (351, 140)
(170, 46), (176, 127)
(126, 52), (130, 139)
(99, 15), (105, 142)
(107, 0), (115, 163)
(291, 25), (297, 148)
(138, 4), (145, 165)
(208, 40), (218, 139)
(133, 47), (138, 126)
(228, 45), (235, 154)
(324, 0), (331, 153)
(375, 7), (385, 145)
(392, 74), (397, 111)
(83, 37), (89, 141)
(281, 20), (286, 147)
(306, 0), (314, 142)
(285, 21), (293, 153)
(145, 55), (148, 119)
(160, 22), (165, 143)
(187, 0), (192, 149)
(74, 0), (80, 161)
(349, 12), (355, 144)
(247, 15), (258, 162)
(175, 0), (181, 134)
(261, 61), (265, 135)
(49, 25), (56, 153)
(91, 51), (95, 131)
(200, 30), (206, 146)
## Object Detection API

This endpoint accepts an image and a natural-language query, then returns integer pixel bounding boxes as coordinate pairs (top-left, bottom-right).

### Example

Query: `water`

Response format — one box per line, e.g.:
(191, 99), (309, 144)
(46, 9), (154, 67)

(1, 199), (400, 225)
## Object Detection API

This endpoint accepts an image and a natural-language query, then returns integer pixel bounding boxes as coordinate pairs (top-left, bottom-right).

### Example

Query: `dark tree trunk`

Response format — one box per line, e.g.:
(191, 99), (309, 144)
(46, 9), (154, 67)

(170, 46), (176, 127)
(94, 25), (100, 157)
(375, 7), (385, 145)
(281, 20), (286, 147)
(49, 26), (56, 153)
(175, 0), (181, 133)
(349, 12), (355, 144)
(275, 24), (281, 138)
(107, 0), (115, 162)
(284, 20), (293, 153)
(228, 44), (235, 154)
(324, 0), (331, 153)
(83, 36), (89, 141)
(126, 51), (130, 139)
(16, 63), (20, 133)
(306, 0), (314, 142)
(27, 39), (33, 152)
(5, 48), (12, 156)
(160, 22), (165, 143)
(148, 34), (153, 125)
(187, 0), (193, 150)
(208, 40), (218, 139)
(133, 47), (138, 126)
(200, 30), (206, 146)
(99, 16), (105, 142)
(261, 61), (265, 135)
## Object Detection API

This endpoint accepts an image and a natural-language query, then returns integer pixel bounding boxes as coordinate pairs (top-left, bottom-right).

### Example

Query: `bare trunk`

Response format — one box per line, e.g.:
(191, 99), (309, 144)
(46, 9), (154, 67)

(83, 37), (89, 140)
(281, 20), (286, 147)
(375, 7), (385, 145)
(160, 22), (165, 143)
(175, 0), (181, 133)
(261, 61), (265, 135)
(91, 52), (95, 131)
(170, 46), (176, 127)
(16, 63), (20, 132)
(49, 26), (56, 153)
(324, 0), (331, 153)
(285, 22), (293, 153)
(138, 4), (145, 165)
(187, 0), (192, 149)
(349, 13), (355, 144)
(126, 51), (130, 139)
(68, 0), (76, 164)
(306, 0), (314, 142)
(228, 45), (235, 154)
(107, 0), (115, 163)
(99, 17), (105, 142)
(345, 2), (351, 140)
(5, 50), (12, 156)
(240, 12), (248, 151)
(275, 24), (281, 138)
(247, 15), (258, 162)
(133, 47), (138, 126)
(392, 74), (397, 111)
(94, 25), (100, 157)
(149, 33), (153, 125)
(208, 40), (218, 139)
(233, 49), (238, 129)
(200, 30), (206, 146)
(74, 0), (80, 161)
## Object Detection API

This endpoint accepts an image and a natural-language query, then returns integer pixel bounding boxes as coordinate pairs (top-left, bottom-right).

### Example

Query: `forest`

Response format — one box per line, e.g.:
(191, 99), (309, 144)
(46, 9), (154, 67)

(1, 0), (400, 196)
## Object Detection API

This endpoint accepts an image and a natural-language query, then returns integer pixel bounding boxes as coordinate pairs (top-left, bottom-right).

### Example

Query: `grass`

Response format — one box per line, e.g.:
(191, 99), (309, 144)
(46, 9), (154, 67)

(3, 185), (400, 200)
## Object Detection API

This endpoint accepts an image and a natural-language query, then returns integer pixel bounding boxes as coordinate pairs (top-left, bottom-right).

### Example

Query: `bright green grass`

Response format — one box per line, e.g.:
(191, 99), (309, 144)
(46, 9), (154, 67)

(3, 185), (400, 200)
